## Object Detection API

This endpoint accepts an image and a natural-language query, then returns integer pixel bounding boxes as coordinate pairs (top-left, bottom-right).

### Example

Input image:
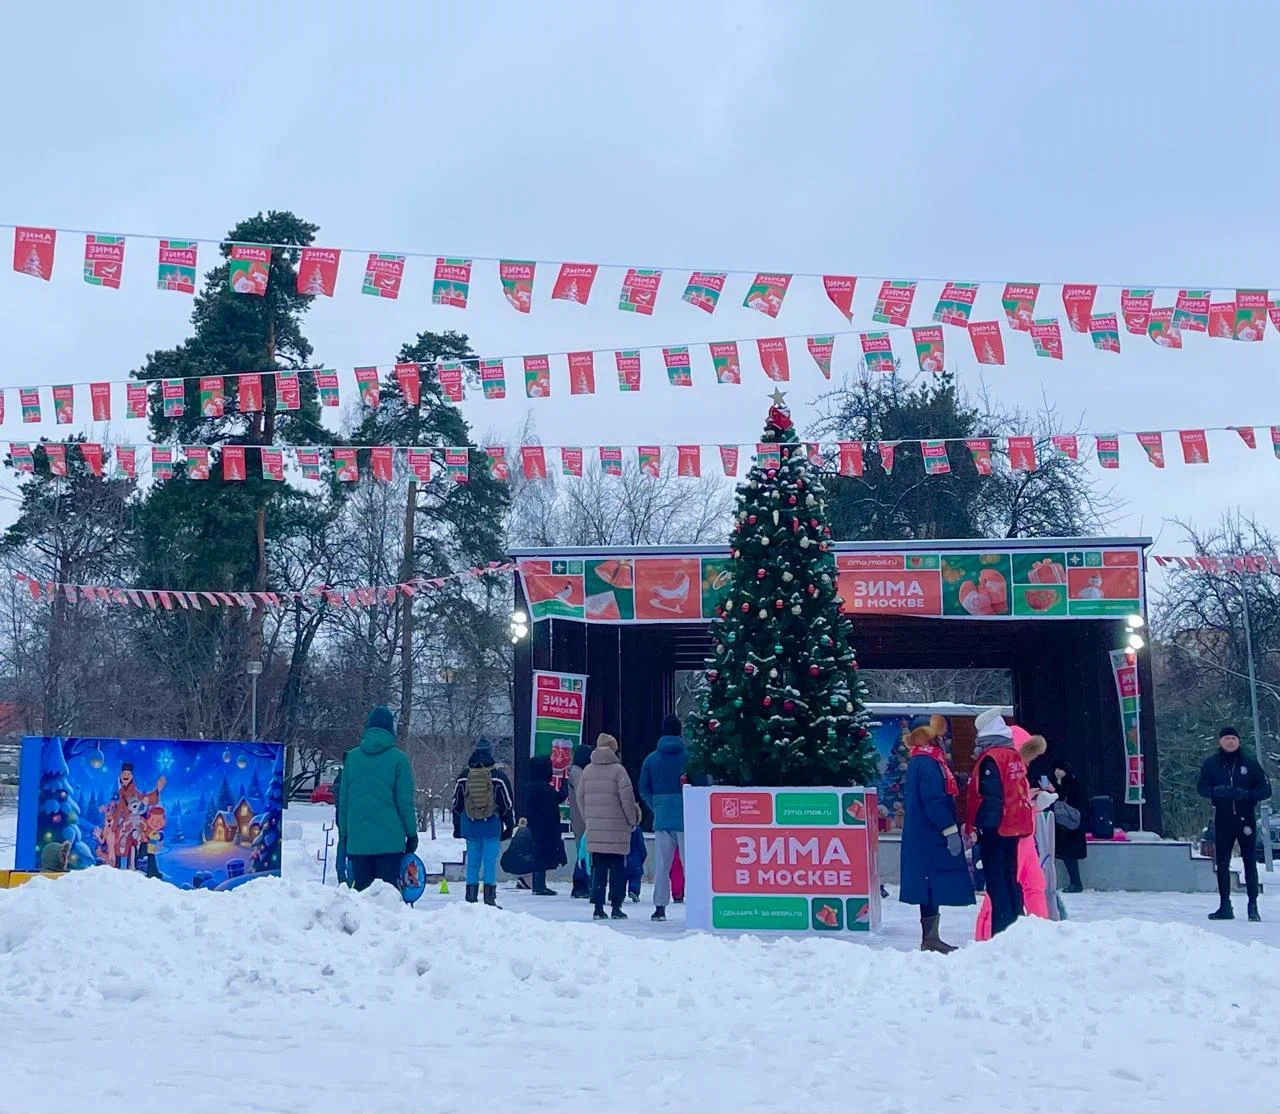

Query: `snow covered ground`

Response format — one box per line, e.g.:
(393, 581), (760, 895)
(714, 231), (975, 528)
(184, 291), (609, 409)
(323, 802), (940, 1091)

(3, 802), (1280, 1112)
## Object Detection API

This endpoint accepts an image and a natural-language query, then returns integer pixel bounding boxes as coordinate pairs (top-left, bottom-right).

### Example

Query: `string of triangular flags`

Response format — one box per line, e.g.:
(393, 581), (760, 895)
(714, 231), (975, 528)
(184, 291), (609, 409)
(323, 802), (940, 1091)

(1151, 554), (1280, 573)
(13, 562), (515, 612)
(7, 224), (1278, 357)
(10, 425), (1278, 484)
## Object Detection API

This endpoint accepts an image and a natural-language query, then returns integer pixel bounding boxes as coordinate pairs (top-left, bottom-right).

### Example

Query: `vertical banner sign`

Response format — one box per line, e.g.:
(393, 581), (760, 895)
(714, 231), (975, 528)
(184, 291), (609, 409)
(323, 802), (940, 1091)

(1232, 426), (1257, 449)
(362, 253), (405, 299)
(823, 275), (856, 321)
(1029, 318), (1063, 359)
(638, 445), (661, 477)
(13, 227), (55, 280)
(371, 446), (394, 483)
(126, 383), (148, 419)
(151, 447), (175, 481)
(1089, 313), (1121, 352)
(1051, 434), (1079, 461)
(395, 362), (422, 406)
(520, 445), (548, 480)
(1208, 301), (1235, 339)
(677, 445), (701, 477)
(933, 282), (978, 326)
(568, 351), (596, 395)
(1096, 435), (1120, 469)
(1008, 435), (1038, 472)
(663, 346), (692, 386)
(878, 442), (897, 474)
(20, 388), (41, 423)
(228, 245), (271, 295)
(839, 441), (864, 477)
(1120, 289), (1154, 334)
(911, 326), (944, 373)
(618, 268), (662, 314)
(965, 321), (1003, 365)
(83, 234), (125, 288)
(921, 441), (950, 475)
(719, 445), (739, 476)
(1179, 429), (1209, 464)
(237, 373), (264, 413)
(1234, 290), (1268, 341)
(162, 379), (185, 417)
(499, 260), (536, 313)
(1137, 431), (1166, 468)
(966, 439), (994, 475)
(485, 446), (509, 481)
(1061, 284), (1097, 332)
(480, 358), (507, 399)
(1147, 308), (1182, 348)
(221, 444), (247, 481)
(683, 271), (726, 313)
(743, 273), (791, 318)
(1001, 282), (1038, 331)
(333, 447), (359, 483)
(1109, 649), (1145, 805)
(80, 443), (104, 477)
(199, 376), (226, 417)
(431, 258), (472, 308)
(296, 448), (322, 480)
(445, 447), (469, 483)
(157, 240), (198, 293)
(552, 263), (598, 304)
(1173, 289), (1210, 332)
(615, 350), (642, 392)
(683, 786), (881, 934)
(261, 447), (285, 481)
(860, 331), (894, 374)
(757, 338), (790, 382)
(11, 443), (35, 473)
(90, 382), (112, 421)
(560, 447), (584, 478)
(315, 370), (340, 407)
(53, 386), (75, 425)
(756, 443), (782, 471)
(437, 361), (464, 403)
(873, 280), (916, 325)
(530, 672), (588, 795)
(806, 335), (834, 379)
(523, 355), (551, 398)
(600, 446), (624, 477)
(298, 247), (340, 296)
(116, 445), (137, 479)
(354, 367), (380, 408)
(406, 447), (432, 482)
(185, 446), (211, 481)
(45, 444), (68, 476)
(710, 341), (742, 385)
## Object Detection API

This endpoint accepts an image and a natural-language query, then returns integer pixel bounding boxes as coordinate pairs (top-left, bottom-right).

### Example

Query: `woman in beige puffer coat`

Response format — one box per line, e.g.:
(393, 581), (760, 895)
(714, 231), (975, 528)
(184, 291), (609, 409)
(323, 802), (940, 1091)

(576, 733), (641, 919)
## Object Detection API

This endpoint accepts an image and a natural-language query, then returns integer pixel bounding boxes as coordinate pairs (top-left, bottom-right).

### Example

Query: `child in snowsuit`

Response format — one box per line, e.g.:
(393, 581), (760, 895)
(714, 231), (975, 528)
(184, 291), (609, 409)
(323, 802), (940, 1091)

(625, 825), (647, 903)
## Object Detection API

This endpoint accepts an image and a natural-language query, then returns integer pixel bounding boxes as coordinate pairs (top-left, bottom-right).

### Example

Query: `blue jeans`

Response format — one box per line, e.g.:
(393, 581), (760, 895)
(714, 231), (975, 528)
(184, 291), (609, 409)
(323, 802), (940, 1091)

(465, 837), (501, 885)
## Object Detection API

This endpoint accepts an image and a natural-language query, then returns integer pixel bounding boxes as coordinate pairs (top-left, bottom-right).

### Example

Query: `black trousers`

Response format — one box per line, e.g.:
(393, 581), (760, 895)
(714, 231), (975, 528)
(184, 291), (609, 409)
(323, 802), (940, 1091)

(590, 852), (626, 909)
(1061, 858), (1082, 888)
(1215, 820), (1260, 903)
(350, 852), (402, 892)
(979, 833), (1022, 936)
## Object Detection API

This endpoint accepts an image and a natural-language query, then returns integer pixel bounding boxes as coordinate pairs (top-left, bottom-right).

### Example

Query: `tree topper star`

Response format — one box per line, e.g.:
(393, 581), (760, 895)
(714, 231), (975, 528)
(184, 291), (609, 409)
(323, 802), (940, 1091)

(768, 388), (788, 408)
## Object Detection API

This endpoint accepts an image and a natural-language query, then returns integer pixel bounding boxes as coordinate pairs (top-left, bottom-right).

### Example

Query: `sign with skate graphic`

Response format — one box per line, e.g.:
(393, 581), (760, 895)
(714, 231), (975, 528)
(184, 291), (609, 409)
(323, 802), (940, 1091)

(531, 671), (587, 799)
(683, 786), (880, 934)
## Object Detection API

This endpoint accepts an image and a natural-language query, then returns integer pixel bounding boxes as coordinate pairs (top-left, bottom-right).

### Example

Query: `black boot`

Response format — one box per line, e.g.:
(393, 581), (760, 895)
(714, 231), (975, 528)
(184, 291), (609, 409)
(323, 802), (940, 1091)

(592, 904), (608, 920)
(651, 906), (666, 921)
(571, 884), (590, 899)
(1248, 901), (1261, 922)
(920, 914), (956, 954)
(1208, 901), (1234, 920)
(483, 884), (500, 908)
(464, 884), (479, 904)
(611, 906), (628, 920)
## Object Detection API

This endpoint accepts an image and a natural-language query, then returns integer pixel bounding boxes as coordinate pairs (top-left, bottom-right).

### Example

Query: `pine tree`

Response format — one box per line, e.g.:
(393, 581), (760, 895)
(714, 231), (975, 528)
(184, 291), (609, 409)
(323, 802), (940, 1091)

(33, 739), (94, 868)
(687, 393), (876, 787)
(169, 799), (186, 843)
(250, 760), (286, 874)
(216, 775), (234, 812)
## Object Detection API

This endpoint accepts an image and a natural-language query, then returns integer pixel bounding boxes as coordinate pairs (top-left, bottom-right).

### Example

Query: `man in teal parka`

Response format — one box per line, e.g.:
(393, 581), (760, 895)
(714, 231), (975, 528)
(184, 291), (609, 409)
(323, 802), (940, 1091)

(337, 706), (419, 891)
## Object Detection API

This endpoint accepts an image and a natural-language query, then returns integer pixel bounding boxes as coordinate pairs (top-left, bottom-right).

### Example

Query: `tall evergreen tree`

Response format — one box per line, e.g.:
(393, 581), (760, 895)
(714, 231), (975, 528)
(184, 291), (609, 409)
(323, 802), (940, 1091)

(687, 394), (877, 787)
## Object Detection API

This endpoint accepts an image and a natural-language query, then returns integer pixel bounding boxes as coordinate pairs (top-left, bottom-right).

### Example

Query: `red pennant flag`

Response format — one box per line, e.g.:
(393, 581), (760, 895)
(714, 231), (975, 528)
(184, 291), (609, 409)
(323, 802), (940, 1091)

(968, 321), (1005, 365)
(757, 337), (790, 382)
(560, 447), (584, 478)
(1232, 426), (1257, 449)
(157, 240), (198, 293)
(298, 247), (340, 296)
(444, 447), (469, 483)
(743, 273), (791, 318)
(395, 363), (421, 406)
(520, 445), (547, 480)
(333, 447), (359, 482)
(20, 388), (41, 423)
(221, 444), (247, 481)
(162, 380), (185, 417)
(710, 342), (741, 385)
(1095, 436), (1120, 470)
(719, 445), (739, 477)
(80, 443), (104, 477)
(966, 439), (994, 476)
(1001, 283), (1038, 331)
(873, 281), (916, 326)
(551, 263), (598, 305)
(877, 442), (897, 474)
(682, 271), (726, 313)
(1061, 284), (1097, 333)
(238, 373), (263, 413)
(1269, 298), (1280, 333)
(315, 370), (341, 406)
(480, 359), (506, 400)
(615, 350), (642, 392)
(485, 446), (509, 482)
(355, 367), (381, 408)
(53, 385), (74, 425)
(1029, 318), (1064, 359)
(277, 373), (301, 410)
(126, 383), (148, 419)
(1007, 436), (1037, 472)
(523, 355), (551, 398)
(618, 268), (662, 315)
(1272, 427), (1280, 460)
(1089, 313), (1121, 353)
(677, 445), (701, 477)
(912, 326), (944, 374)
(437, 362), (464, 403)
(13, 227), (55, 280)
(83, 234), (125, 288)
(9, 443), (33, 474)
(45, 444), (68, 476)
(199, 376), (226, 417)
(1121, 289), (1154, 335)
(921, 440), (951, 475)
(1148, 308), (1182, 348)
(806, 336), (834, 379)
(662, 346), (693, 387)
(1137, 431), (1166, 468)
(1209, 301), (1235, 339)
(1051, 434), (1079, 461)
(151, 447), (175, 480)
(638, 445), (661, 477)
(90, 383), (112, 421)
(823, 275), (856, 321)
(1234, 290), (1268, 341)
(1179, 429), (1209, 464)
(261, 448), (284, 481)
(933, 282), (978, 326)
(568, 352), (596, 396)
(431, 258), (472, 308)
(499, 260), (536, 313)
(1174, 289), (1210, 332)
(185, 446), (211, 480)
(838, 442), (864, 477)
(362, 253), (405, 299)
(116, 445), (137, 479)
(599, 447), (623, 477)
(403, 448), (428, 481)
(860, 331), (894, 374)
(229, 245), (270, 295)
(371, 445), (394, 483)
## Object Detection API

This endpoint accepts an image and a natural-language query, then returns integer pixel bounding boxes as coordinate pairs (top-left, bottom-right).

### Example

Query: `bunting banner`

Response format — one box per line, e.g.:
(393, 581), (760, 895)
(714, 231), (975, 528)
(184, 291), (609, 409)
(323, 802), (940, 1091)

(315, 370), (340, 406)
(619, 268), (661, 314)
(552, 263), (597, 304)
(116, 445), (136, 479)
(1137, 431), (1166, 468)
(683, 270), (726, 314)
(404, 447), (430, 482)
(222, 444), (247, 481)
(663, 346), (692, 387)
(912, 326), (944, 374)
(1147, 308), (1182, 349)
(616, 349), (642, 392)
(228, 245), (270, 296)
(80, 442), (103, 477)
(444, 447), (468, 483)
(1061, 284), (1097, 333)
(1209, 301), (1234, 339)
(261, 447), (284, 481)
(1236, 290), (1268, 341)
(1008, 435), (1037, 472)
(370, 445), (394, 483)
(1173, 289), (1210, 333)
(395, 362), (421, 406)
(20, 388), (40, 423)
(1109, 648), (1145, 806)
(711, 341), (742, 385)
(806, 335), (833, 379)
(1152, 553), (1280, 574)
(677, 444), (701, 477)
(83, 234), (124, 288)
(756, 337), (789, 382)
(1179, 428), (1209, 464)
(53, 385), (74, 425)
(199, 376), (225, 418)
(354, 366), (380, 408)
(838, 441), (864, 477)
(743, 273), (791, 318)
(1030, 318), (1063, 359)
(718, 444), (739, 476)
(873, 280), (916, 326)
(333, 447), (358, 482)
(238, 373), (263, 413)
(861, 331), (894, 374)
(1051, 434), (1079, 461)
(877, 442), (896, 475)
(298, 247), (340, 297)
(438, 362), (464, 404)
(638, 445), (661, 477)
(162, 379), (185, 417)
(921, 440), (950, 475)
(1089, 313), (1121, 353)
(1096, 435), (1120, 469)
(600, 446), (623, 478)
(1001, 283), (1038, 331)
(481, 358), (507, 400)
(13, 227), (55, 280)
(126, 383), (148, 419)
(362, 253), (405, 299)
(1233, 425), (1257, 449)
(500, 260), (535, 313)
(966, 438), (993, 476)
(560, 447), (583, 478)
(969, 321), (1005, 365)
(934, 282), (978, 326)
(432, 258), (472, 308)
(823, 275), (856, 321)
(524, 355), (551, 398)
(151, 447), (174, 481)
(157, 240), (197, 293)
(568, 351), (595, 396)
(297, 448), (320, 481)
(45, 443), (67, 475)
(1121, 289), (1154, 335)
(185, 446), (210, 481)
(520, 445), (547, 481)
(485, 446), (509, 481)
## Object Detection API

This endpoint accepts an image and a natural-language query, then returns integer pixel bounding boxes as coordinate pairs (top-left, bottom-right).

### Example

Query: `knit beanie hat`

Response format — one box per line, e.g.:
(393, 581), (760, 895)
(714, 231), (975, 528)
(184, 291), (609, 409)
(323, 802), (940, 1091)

(1220, 725), (1241, 740)
(367, 705), (395, 733)
(661, 714), (683, 737)
(597, 733), (619, 752)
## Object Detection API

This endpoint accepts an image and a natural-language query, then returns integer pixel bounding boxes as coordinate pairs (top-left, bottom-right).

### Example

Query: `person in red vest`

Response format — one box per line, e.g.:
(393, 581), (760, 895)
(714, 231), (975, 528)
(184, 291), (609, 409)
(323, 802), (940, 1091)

(965, 708), (1035, 937)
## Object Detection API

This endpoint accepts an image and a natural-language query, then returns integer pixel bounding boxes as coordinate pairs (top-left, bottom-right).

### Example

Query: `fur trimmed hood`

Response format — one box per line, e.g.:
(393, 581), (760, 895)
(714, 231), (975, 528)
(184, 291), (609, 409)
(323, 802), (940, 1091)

(1018, 733), (1048, 763)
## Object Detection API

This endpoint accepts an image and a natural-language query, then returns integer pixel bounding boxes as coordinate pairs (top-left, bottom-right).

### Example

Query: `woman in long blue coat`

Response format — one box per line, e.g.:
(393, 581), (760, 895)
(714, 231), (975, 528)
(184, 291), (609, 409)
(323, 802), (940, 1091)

(899, 725), (975, 952)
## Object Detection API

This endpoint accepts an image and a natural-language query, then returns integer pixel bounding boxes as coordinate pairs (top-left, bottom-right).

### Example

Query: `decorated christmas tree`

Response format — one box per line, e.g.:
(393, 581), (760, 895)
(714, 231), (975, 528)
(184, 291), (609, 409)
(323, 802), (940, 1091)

(687, 392), (877, 787)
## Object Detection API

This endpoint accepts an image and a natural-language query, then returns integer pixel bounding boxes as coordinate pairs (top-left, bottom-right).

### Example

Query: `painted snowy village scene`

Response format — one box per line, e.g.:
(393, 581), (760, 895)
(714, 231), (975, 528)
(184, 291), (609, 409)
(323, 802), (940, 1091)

(4, 6), (1280, 1114)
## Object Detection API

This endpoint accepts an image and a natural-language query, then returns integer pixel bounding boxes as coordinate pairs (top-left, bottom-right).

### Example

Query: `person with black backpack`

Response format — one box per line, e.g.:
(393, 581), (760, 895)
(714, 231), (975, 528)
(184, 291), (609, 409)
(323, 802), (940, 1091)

(451, 739), (516, 906)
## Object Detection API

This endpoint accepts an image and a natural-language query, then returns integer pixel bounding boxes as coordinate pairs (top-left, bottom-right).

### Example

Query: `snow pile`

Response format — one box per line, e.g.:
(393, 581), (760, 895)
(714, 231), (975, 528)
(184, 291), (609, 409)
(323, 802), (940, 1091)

(282, 801), (466, 882)
(2, 869), (1279, 1112)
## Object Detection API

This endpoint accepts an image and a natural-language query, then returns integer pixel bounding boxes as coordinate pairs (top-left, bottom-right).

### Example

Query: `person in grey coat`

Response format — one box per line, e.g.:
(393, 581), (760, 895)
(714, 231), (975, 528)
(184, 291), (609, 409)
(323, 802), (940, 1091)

(576, 732), (641, 920)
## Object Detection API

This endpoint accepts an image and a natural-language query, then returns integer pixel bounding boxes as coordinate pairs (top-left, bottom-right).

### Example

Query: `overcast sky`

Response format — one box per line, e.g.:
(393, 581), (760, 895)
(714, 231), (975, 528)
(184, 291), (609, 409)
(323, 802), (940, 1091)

(2, 1), (1278, 558)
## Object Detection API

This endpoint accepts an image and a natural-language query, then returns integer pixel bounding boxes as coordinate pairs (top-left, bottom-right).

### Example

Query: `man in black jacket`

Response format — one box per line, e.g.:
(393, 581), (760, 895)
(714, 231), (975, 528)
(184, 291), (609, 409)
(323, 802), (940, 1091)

(1198, 725), (1273, 922)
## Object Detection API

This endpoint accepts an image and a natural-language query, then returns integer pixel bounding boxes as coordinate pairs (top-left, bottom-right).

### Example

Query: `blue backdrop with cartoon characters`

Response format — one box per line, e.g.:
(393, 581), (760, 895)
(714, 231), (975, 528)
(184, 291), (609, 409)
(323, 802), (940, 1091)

(16, 736), (285, 889)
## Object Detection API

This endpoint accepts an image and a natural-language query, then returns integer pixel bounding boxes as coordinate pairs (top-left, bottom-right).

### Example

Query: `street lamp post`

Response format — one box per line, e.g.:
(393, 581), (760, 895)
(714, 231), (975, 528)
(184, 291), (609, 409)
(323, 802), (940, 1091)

(247, 660), (263, 740)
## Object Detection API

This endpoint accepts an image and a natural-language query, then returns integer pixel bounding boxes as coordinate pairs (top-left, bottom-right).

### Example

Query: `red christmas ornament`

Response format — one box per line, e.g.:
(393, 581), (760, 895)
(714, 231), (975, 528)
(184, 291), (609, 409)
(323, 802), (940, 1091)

(747, 515), (757, 524)
(782, 447), (791, 459)
(744, 662), (757, 675)
(708, 669), (719, 682)
(858, 727), (868, 739)
(774, 599), (784, 610)
(766, 468), (777, 480)
(788, 495), (797, 505)
(709, 719), (720, 732)
(810, 519), (819, 528)
(763, 696), (772, 707)
(756, 568), (766, 579)
(809, 664), (820, 676)
(783, 700), (795, 712)
(741, 602), (750, 613)
(791, 519), (800, 533)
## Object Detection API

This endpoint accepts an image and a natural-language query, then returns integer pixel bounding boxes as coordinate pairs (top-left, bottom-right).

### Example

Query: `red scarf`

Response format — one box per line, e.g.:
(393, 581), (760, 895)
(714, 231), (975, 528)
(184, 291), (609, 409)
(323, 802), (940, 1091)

(910, 743), (959, 798)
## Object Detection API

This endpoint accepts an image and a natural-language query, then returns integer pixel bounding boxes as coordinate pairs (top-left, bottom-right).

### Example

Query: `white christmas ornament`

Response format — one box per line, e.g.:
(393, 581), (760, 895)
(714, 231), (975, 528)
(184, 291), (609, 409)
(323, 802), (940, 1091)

(782, 571), (793, 582)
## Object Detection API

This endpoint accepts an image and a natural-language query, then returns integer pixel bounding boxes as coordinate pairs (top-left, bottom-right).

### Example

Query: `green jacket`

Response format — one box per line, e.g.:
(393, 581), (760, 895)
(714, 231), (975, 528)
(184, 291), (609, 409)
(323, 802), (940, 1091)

(337, 727), (418, 856)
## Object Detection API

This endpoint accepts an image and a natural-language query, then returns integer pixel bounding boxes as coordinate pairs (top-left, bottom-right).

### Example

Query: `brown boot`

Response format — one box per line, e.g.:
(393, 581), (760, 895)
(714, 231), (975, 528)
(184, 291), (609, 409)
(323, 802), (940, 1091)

(921, 914), (956, 954)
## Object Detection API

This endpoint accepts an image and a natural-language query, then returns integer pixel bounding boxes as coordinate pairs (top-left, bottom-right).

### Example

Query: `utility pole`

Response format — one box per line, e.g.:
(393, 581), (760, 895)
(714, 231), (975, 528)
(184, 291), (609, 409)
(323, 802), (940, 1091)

(1239, 582), (1275, 872)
